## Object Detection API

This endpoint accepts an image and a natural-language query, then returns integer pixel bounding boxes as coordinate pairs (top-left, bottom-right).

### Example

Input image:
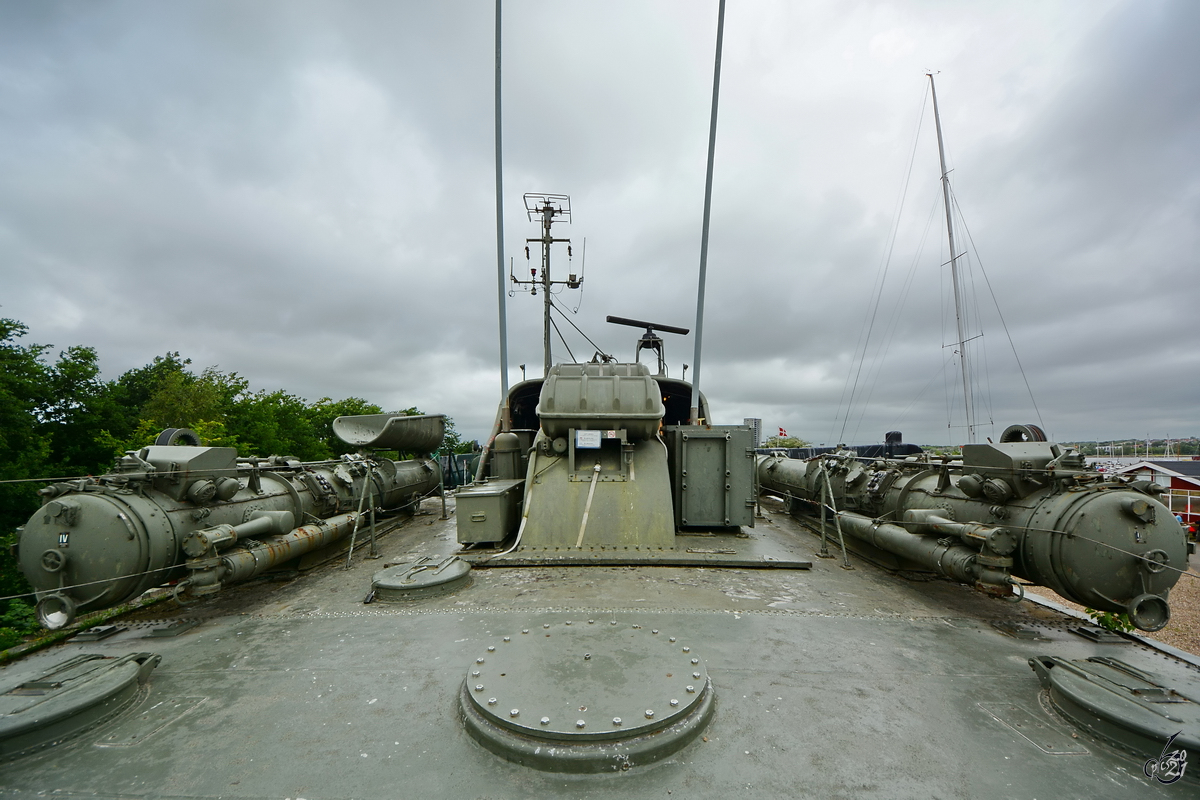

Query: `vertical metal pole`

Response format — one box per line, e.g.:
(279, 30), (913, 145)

(928, 73), (974, 443)
(690, 0), (725, 424)
(542, 205), (553, 376)
(495, 0), (510, 397)
(367, 472), (379, 559)
(345, 466), (371, 568)
(439, 454), (448, 520)
(822, 469), (852, 569)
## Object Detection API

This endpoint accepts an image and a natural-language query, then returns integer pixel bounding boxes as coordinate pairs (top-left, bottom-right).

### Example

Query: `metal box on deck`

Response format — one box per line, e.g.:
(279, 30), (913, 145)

(454, 478), (524, 544)
(663, 426), (756, 528)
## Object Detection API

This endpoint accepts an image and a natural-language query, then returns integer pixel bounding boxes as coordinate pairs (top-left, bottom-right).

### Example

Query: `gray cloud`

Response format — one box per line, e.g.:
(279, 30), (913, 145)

(1, 0), (1195, 448)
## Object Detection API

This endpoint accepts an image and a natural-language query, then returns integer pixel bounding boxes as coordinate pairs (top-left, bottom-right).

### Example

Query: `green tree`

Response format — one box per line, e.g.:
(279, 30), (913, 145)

(41, 345), (135, 478)
(141, 367), (240, 429)
(763, 435), (811, 448)
(0, 319), (464, 643)
(106, 352), (192, 430)
(93, 352), (202, 459)
(98, 362), (251, 457)
(228, 389), (324, 459)
(306, 397), (385, 457)
(393, 407), (473, 455)
(0, 320), (50, 611)
(0, 320), (52, 531)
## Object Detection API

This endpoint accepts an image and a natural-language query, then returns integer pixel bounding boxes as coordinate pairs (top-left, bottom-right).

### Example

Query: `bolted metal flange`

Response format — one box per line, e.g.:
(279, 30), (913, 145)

(459, 617), (715, 773)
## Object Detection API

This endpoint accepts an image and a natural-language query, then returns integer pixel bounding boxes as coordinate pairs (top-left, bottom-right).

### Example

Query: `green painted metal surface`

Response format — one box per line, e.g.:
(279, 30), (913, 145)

(2, 496), (1198, 796)
(537, 363), (664, 442)
(0, 652), (160, 759)
(331, 413), (446, 454)
(459, 619), (715, 772)
(520, 434), (675, 550)
(758, 445), (1188, 629)
(370, 555), (472, 601)
(454, 478), (524, 544)
(1031, 655), (1199, 784)
(665, 425), (756, 528)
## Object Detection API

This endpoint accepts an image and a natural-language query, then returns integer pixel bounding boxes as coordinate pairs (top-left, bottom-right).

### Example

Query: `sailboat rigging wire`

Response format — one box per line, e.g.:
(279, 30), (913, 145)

(846, 193), (942, 444)
(940, 244), (955, 441)
(950, 188), (1046, 434)
(957, 222), (995, 438)
(833, 85), (930, 445)
(937, 223), (982, 440)
(892, 350), (956, 428)
(955, 229), (997, 437)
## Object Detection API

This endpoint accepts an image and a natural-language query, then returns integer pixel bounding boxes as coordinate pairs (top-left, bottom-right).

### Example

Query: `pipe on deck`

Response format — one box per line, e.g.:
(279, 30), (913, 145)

(184, 508), (406, 598)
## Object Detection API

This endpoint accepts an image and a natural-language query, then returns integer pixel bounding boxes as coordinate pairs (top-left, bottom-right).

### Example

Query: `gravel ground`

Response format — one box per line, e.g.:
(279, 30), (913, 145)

(1036, 549), (1200, 656)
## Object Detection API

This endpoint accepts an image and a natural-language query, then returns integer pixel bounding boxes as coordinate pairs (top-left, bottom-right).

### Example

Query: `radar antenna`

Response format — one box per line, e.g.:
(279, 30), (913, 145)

(606, 315), (690, 378)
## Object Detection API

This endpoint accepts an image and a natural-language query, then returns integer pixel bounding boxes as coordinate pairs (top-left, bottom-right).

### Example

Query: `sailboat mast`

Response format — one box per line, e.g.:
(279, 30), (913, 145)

(928, 72), (975, 444)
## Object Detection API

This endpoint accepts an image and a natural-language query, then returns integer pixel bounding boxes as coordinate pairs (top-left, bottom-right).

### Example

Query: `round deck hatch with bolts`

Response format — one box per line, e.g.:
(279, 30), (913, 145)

(459, 619), (715, 772)
(369, 555), (470, 601)
(1030, 655), (1200, 785)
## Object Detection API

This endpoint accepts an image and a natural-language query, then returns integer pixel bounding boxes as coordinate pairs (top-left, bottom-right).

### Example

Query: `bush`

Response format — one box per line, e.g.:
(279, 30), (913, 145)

(0, 598), (38, 648)
(1085, 608), (1134, 633)
(0, 597), (38, 633)
(0, 627), (24, 650)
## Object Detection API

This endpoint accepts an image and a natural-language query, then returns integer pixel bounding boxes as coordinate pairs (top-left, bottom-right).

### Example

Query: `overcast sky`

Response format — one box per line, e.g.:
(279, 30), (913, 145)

(2, 0), (1196, 448)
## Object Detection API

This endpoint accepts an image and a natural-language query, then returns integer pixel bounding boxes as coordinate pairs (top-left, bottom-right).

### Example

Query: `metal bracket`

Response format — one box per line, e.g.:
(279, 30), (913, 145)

(568, 429), (629, 482)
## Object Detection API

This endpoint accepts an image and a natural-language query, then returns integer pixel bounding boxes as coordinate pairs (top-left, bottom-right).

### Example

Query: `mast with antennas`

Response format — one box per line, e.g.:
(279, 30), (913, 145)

(510, 193), (581, 376)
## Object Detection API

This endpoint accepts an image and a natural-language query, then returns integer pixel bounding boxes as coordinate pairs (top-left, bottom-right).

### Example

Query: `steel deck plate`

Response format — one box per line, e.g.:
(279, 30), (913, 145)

(1, 496), (1196, 798)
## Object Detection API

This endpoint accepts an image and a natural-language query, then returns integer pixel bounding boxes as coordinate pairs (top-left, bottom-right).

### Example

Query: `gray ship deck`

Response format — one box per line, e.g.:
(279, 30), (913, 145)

(1, 495), (1195, 798)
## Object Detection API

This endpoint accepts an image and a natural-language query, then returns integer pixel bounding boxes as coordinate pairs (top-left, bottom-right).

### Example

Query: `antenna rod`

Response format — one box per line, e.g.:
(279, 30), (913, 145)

(541, 204), (553, 375)
(928, 72), (975, 443)
(690, 0), (725, 424)
(494, 0), (509, 397)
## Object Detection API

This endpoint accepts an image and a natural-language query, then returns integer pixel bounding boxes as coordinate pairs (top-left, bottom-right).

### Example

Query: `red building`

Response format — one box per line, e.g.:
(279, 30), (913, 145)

(1115, 460), (1200, 525)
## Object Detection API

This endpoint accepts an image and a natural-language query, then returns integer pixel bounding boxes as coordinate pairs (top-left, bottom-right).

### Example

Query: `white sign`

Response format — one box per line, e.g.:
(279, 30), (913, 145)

(575, 429), (602, 449)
